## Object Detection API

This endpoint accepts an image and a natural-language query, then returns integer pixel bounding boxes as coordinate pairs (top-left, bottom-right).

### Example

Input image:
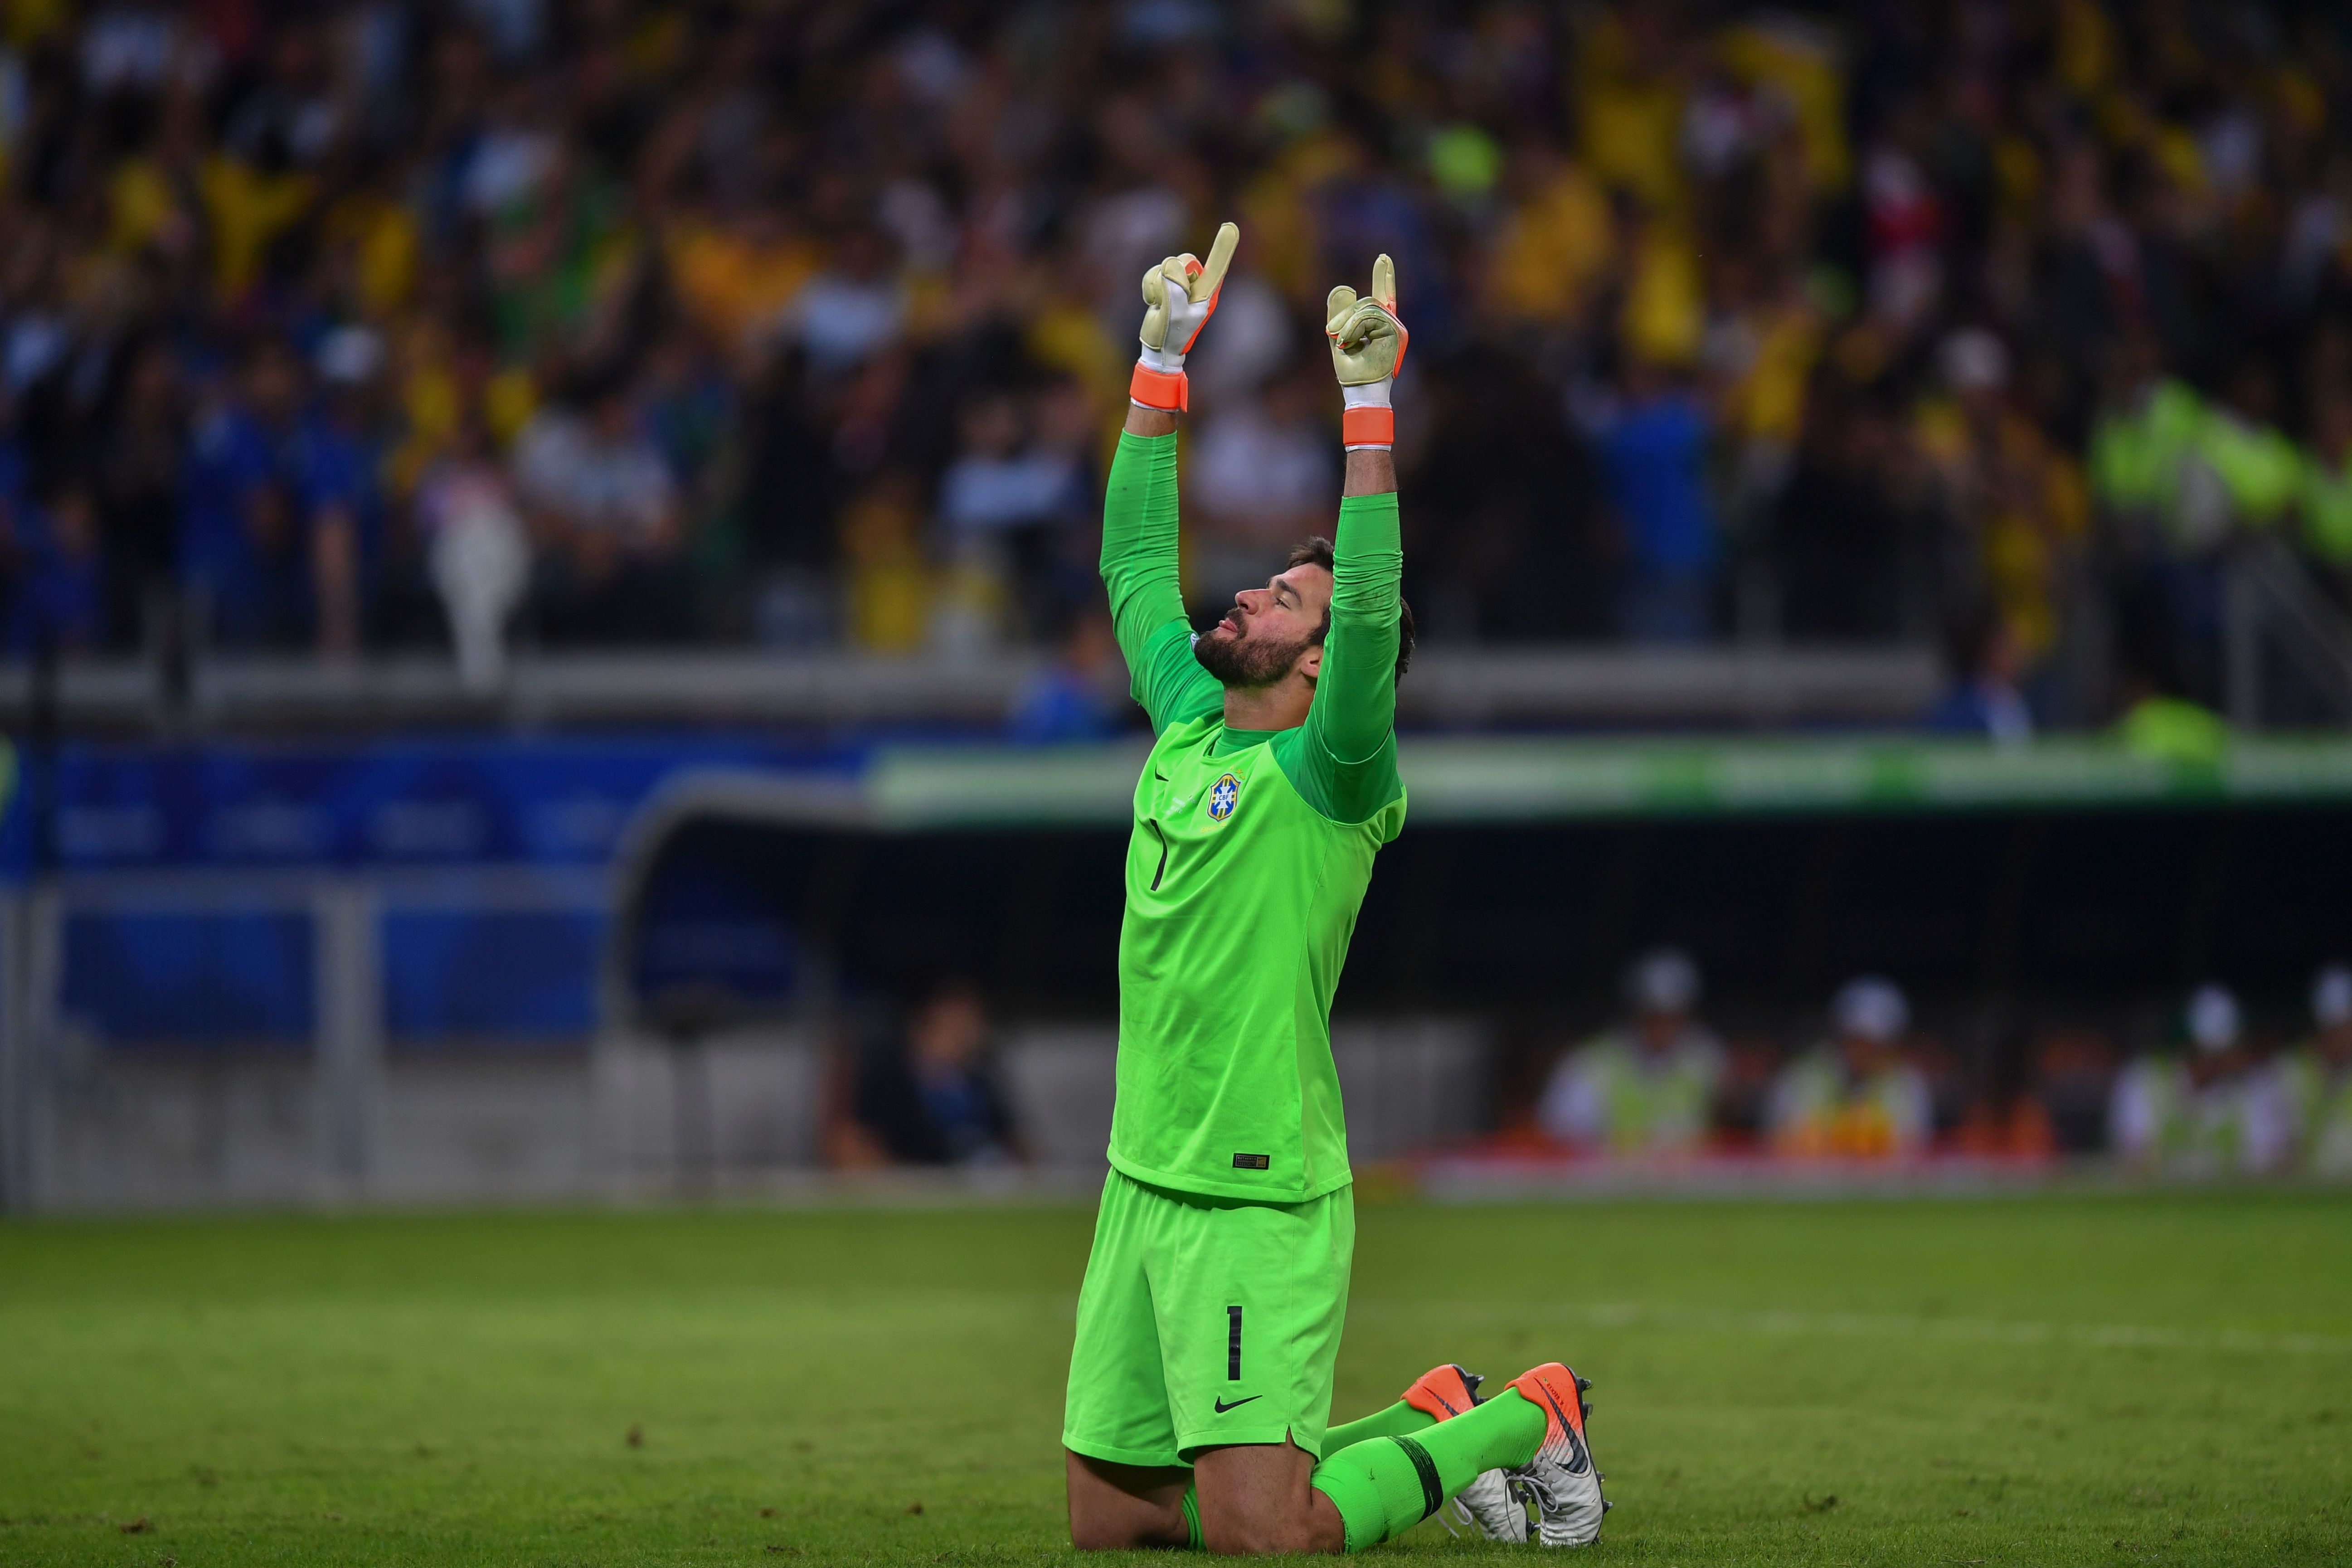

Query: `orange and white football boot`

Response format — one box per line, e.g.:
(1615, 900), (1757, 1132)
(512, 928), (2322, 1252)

(1398, 1364), (1526, 1543)
(1503, 1362), (1606, 1547)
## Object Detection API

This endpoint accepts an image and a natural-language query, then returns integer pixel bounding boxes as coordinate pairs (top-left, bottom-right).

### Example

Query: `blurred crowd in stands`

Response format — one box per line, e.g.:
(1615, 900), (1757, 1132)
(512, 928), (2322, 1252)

(4, 0), (2352, 729)
(1523, 948), (2352, 1174)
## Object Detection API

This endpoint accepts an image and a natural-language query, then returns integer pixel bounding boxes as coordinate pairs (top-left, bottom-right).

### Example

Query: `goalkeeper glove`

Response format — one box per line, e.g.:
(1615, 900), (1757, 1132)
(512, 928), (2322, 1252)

(1324, 252), (1409, 449)
(1131, 221), (1240, 413)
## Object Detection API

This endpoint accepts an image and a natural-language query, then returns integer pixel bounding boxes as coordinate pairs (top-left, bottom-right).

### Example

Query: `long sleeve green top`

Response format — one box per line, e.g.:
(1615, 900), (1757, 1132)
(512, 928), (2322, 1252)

(1098, 430), (1405, 823)
(1096, 429), (1408, 1201)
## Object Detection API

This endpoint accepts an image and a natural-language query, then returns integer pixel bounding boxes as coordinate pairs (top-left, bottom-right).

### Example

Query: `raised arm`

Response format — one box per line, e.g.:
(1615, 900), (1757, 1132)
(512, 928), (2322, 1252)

(1097, 224), (1238, 735)
(1305, 453), (1402, 758)
(1099, 409), (1213, 734)
(1293, 257), (1409, 822)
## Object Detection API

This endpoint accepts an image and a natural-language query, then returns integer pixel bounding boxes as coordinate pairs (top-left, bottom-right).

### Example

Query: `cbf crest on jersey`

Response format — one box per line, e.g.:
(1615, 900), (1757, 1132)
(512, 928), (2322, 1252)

(1206, 772), (1241, 821)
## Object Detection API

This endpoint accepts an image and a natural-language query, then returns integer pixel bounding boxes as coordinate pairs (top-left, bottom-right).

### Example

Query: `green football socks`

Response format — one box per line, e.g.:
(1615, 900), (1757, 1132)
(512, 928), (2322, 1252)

(1309, 1388), (1546, 1551)
(1180, 1483), (1203, 1550)
(1322, 1398), (1435, 1451)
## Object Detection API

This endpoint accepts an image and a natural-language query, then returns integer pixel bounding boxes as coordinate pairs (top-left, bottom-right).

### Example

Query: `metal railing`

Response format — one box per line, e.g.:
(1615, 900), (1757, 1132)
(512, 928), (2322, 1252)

(2225, 538), (2352, 728)
(0, 645), (1942, 735)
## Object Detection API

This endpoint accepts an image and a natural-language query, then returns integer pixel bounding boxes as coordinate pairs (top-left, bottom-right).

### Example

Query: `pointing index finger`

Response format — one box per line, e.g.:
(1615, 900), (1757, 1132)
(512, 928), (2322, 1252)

(1193, 222), (1240, 302)
(1371, 253), (1396, 314)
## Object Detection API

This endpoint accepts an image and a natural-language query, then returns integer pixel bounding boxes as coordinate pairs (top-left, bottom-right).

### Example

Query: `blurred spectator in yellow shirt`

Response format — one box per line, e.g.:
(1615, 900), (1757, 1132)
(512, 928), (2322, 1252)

(1767, 976), (1933, 1158)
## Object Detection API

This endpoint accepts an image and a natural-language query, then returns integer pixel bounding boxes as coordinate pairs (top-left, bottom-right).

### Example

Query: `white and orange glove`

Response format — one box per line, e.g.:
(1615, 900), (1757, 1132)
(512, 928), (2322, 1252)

(1131, 220), (1239, 414)
(1324, 253), (1408, 449)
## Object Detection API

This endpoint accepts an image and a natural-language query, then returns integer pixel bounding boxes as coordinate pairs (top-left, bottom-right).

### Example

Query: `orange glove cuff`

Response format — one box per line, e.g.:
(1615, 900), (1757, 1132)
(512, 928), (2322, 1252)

(1129, 363), (1189, 412)
(1341, 406), (1394, 448)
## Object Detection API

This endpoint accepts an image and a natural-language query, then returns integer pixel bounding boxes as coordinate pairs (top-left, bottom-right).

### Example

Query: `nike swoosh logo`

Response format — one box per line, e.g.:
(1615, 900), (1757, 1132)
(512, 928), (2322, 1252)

(1537, 1385), (1592, 1474)
(1213, 1395), (1262, 1414)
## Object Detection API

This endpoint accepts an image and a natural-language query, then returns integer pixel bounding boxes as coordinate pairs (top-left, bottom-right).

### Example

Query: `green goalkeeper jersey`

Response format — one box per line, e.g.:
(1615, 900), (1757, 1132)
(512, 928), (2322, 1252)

(1098, 431), (1407, 1202)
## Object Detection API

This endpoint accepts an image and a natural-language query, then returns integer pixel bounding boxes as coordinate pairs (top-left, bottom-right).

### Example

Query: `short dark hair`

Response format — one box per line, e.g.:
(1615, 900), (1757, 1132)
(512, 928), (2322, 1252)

(1285, 536), (1415, 680)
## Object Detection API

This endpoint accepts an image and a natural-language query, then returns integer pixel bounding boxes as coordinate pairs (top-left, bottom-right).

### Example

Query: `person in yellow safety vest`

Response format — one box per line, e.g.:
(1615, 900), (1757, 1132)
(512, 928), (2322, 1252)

(2109, 984), (2295, 1175)
(1536, 947), (1725, 1156)
(2178, 362), (2302, 550)
(2090, 356), (2301, 557)
(2276, 963), (2352, 1176)
(1765, 976), (1932, 1158)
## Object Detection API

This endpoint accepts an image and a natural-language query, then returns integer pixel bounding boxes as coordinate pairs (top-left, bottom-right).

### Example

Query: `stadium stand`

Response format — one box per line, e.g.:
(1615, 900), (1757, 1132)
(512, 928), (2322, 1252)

(1, 0), (2351, 727)
(6, 1), (2352, 1209)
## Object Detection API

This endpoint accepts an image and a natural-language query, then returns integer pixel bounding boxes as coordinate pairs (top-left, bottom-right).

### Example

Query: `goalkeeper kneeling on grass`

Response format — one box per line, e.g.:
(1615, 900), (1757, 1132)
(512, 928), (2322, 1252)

(1060, 222), (1608, 1553)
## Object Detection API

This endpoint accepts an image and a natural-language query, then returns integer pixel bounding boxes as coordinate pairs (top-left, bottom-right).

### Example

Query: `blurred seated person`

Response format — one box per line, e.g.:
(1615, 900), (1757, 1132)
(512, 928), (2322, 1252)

(2027, 1029), (2122, 1154)
(1536, 947), (1724, 1155)
(848, 981), (1023, 1166)
(2109, 983), (2294, 1175)
(1924, 604), (2032, 744)
(1766, 976), (1933, 1157)
(2277, 963), (2352, 1175)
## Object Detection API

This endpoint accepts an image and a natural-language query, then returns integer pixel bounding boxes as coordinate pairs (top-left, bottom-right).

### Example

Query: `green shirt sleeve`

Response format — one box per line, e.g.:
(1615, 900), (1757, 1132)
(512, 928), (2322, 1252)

(1274, 491), (1404, 824)
(1099, 431), (1221, 735)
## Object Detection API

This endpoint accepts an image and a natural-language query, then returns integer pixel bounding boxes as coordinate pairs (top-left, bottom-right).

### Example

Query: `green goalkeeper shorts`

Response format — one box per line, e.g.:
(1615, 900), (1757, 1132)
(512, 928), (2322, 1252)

(1063, 1168), (1354, 1468)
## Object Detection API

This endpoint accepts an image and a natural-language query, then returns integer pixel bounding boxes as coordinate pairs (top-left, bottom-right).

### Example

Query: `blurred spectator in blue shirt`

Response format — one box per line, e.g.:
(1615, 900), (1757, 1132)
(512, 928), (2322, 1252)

(642, 330), (736, 495)
(6, 483), (105, 655)
(1588, 359), (1718, 643)
(288, 326), (389, 654)
(1008, 608), (1127, 744)
(180, 339), (307, 648)
(1925, 604), (2032, 744)
(1314, 126), (1453, 345)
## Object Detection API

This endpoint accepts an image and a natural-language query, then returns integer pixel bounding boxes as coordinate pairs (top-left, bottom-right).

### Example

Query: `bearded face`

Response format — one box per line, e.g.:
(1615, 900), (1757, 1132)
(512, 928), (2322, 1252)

(1194, 617), (1316, 688)
(1193, 561), (1332, 689)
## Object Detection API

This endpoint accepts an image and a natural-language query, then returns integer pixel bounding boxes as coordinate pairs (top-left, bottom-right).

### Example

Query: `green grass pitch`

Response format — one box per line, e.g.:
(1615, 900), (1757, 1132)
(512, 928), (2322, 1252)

(2, 1190), (2347, 1566)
